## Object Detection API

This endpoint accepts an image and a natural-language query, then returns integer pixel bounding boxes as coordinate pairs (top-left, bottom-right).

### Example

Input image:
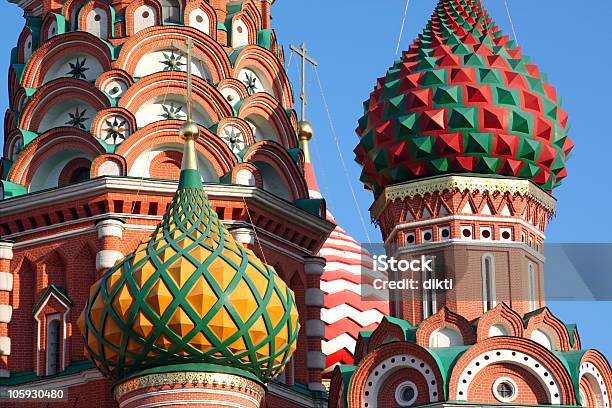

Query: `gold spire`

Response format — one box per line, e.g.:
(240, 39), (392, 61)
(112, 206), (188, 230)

(290, 43), (317, 164)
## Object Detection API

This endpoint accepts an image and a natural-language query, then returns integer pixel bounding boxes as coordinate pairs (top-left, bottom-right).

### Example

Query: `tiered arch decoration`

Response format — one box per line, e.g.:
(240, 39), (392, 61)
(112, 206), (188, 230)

(230, 11), (257, 48)
(449, 337), (576, 405)
(416, 307), (475, 347)
(366, 317), (414, 353)
(238, 92), (297, 148)
(20, 32), (113, 88)
(115, 121), (237, 181)
(96, 69), (134, 99)
(217, 78), (250, 108)
(17, 26), (35, 64)
(40, 12), (66, 42)
(348, 342), (445, 408)
(58, 157), (92, 186)
(476, 302), (525, 340)
(63, 0), (88, 30)
(78, 1), (114, 40)
(233, 45), (294, 109)
(125, 0), (162, 35)
(216, 117), (255, 154)
(118, 72), (231, 128)
(19, 78), (111, 133)
(242, 141), (308, 201)
(579, 351), (612, 408)
(91, 107), (137, 145)
(228, 162), (262, 187)
(524, 307), (572, 351)
(7, 127), (105, 191)
(115, 26), (231, 83)
(183, 1), (216, 37)
(4, 129), (24, 162)
(91, 154), (127, 177)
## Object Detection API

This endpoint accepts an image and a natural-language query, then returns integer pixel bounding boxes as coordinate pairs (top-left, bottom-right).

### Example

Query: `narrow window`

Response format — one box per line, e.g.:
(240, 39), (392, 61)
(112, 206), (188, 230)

(528, 262), (537, 311)
(482, 254), (496, 312)
(46, 316), (61, 375)
(422, 256), (436, 318)
(160, 0), (180, 24)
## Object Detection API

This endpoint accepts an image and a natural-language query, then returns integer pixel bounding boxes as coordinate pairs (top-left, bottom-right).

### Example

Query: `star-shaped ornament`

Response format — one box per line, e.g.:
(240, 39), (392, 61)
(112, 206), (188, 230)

(65, 107), (89, 130)
(102, 117), (128, 144)
(160, 103), (186, 120)
(221, 126), (245, 153)
(242, 71), (258, 95)
(160, 50), (185, 72)
(67, 58), (89, 80)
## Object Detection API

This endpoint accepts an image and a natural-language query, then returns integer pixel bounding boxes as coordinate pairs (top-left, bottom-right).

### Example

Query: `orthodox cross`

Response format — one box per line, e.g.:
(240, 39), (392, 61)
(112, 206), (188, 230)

(171, 38), (206, 121)
(289, 43), (318, 120)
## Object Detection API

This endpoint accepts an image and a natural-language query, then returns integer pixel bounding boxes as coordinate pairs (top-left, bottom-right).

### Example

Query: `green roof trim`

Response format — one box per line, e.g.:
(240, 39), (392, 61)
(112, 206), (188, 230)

(294, 198), (325, 218)
(0, 360), (95, 386)
(1, 180), (27, 199)
(33, 284), (73, 313)
(257, 29), (274, 51)
(427, 346), (470, 399)
(554, 350), (586, 404)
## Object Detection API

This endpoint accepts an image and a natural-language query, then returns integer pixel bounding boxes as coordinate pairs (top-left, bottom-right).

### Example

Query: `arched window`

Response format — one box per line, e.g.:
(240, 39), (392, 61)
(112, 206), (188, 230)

(69, 167), (91, 184)
(429, 327), (463, 347)
(531, 328), (554, 350)
(160, 0), (180, 24)
(46, 315), (61, 375)
(482, 254), (496, 312)
(422, 255), (436, 318)
(134, 5), (157, 33)
(528, 262), (537, 311)
(86, 8), (108, 39)
(488, 323), (510, 337)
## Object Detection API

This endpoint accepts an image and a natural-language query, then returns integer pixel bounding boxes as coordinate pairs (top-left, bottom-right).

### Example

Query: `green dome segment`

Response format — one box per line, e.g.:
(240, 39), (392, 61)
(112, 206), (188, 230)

(355, 0), (573, 196)
(78, 138), (299, 383)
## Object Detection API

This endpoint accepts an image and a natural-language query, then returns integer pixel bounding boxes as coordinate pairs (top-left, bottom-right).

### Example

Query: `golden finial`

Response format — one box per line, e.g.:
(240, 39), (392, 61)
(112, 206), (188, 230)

(290, 43), (317, 164)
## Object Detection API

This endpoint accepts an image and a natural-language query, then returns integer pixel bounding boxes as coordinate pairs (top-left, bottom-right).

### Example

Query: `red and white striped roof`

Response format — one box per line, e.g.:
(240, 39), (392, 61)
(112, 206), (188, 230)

(304, 163), (389, 376)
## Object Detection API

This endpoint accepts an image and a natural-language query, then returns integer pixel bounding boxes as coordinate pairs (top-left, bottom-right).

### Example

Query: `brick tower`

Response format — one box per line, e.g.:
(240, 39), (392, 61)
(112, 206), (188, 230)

(329, 0), (612, 407)
(0, 0), (333, 406)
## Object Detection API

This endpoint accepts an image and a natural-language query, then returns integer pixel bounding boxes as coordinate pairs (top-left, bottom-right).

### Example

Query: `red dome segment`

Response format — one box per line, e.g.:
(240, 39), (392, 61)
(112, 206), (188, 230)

(355, 0), (572, 195)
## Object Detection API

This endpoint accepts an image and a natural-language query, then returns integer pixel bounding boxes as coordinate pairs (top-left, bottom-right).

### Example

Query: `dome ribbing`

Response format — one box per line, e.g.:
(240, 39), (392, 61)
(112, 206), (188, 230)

(355, 0), (573, 195)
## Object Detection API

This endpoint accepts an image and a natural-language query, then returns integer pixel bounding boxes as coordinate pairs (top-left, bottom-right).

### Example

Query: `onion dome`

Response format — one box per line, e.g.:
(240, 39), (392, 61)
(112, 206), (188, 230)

(78, 121), (299, 383)
(304, 162), (388, 376)
(355, 0), (573, 196)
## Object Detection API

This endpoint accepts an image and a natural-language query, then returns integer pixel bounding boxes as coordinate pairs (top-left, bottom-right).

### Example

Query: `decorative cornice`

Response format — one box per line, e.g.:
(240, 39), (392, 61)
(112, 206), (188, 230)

(371, 175), (557, 220)
(114, 371), (265, 402)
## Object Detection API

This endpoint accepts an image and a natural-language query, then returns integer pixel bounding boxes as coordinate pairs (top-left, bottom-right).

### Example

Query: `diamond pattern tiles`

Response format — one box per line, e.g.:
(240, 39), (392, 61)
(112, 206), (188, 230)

(78, 186), (299, 382)
(355, 0), (572, 195)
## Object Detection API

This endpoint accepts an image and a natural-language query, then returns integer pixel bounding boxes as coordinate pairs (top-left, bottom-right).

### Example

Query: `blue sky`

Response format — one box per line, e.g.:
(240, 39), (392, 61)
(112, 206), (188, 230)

(0, 1), (610, 357)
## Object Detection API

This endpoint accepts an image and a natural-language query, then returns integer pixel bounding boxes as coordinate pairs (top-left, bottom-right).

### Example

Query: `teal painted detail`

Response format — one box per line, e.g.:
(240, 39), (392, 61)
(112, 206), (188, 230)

(33, 284), (73, 313)
(554, 350), (586, 405)
(178, 169), (203, 189)
(1, 181), (27, 199)
(294, 198), (325, 218)
(427, 346), (470, 399)
(0, 360), (95, 386)
(257, 30), (274, 51)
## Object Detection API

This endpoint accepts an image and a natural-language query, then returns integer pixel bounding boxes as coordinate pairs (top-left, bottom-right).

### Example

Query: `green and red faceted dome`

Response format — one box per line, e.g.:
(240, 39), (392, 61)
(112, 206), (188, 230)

(355, 0), (573, 195)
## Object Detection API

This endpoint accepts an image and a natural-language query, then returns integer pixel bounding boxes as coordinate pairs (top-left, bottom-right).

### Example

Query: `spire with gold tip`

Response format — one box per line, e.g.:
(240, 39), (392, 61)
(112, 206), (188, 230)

(78, 117), (299, 383)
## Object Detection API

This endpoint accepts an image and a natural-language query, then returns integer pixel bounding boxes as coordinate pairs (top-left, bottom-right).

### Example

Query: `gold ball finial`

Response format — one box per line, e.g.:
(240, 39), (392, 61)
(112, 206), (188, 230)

(298, 120), (314, 141)
(179, 120), (200, 141)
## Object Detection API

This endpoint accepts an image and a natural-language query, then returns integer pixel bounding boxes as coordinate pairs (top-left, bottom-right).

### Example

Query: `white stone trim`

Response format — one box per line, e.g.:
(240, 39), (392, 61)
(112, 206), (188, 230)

(456, 348), (562, 404)
(96, 218), (125, 238)
(33, 291), (70, 376)
(0, 305), (12, 323)
(364, 354), (440, 407)
(0, 336), (10, 356)
(304, 256), (326, 276)
(96, 250), (124, 271)
(307, 351), (326, 369)
(305, 288), (324, 307)
(579, 362), (610, 408)
(306, 319), (324, 338)
(0, 272), (13, 291)
(231, 227), (255, 245)
(0, 242), (14, 260)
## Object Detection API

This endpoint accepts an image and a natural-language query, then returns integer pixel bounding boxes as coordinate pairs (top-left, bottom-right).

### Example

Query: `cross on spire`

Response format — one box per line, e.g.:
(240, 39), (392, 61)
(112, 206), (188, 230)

(171, 38), (207, 122)
(290, 42), (318, 121)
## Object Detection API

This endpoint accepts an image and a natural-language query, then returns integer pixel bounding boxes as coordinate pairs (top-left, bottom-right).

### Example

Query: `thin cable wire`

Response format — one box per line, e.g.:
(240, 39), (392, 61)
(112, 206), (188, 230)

(395, 0), (411, 57)
(503, 0), (520, 45)
(242, 196), (269, 265)
(313, 66), (373, 244)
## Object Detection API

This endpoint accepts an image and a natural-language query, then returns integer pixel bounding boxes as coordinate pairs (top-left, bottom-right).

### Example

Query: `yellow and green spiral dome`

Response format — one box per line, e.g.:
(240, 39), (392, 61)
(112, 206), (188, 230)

(78, 125), (299, 383)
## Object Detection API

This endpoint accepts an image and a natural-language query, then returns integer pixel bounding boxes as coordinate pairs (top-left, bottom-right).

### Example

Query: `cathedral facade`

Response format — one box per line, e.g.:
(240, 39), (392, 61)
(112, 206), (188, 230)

(0, 0), (610, 407)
